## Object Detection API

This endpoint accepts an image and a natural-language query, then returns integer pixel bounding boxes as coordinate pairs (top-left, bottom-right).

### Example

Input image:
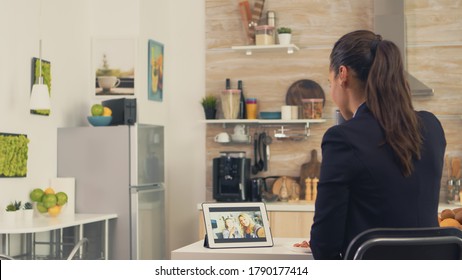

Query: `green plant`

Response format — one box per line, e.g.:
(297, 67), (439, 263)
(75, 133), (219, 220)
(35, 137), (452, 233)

(0, 134), (30, 177)
(277, 27), (292, 34)
(24, 202), (33, 210)
(201, 95), (218, 109)
(5, 201), (21, 212)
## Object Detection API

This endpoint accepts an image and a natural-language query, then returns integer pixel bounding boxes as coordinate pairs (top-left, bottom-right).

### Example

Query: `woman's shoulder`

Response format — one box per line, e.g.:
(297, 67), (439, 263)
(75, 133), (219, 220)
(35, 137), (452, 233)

(417, 110), (443, 126)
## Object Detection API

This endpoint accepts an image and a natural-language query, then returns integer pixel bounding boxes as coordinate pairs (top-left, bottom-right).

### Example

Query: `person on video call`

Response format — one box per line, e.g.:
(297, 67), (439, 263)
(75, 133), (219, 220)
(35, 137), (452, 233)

(222, 217), (241, 238)
(309, 30), (446, 259)
(238, 213), (266, 238)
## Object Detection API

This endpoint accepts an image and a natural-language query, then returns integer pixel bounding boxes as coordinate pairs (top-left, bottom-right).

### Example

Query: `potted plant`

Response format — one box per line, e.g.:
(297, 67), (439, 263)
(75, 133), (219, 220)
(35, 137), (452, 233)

(4, 201), (21, 224)
(23, 202), (34, 222)
(201, 95), (218, 119)
(277, 27), (292, 45)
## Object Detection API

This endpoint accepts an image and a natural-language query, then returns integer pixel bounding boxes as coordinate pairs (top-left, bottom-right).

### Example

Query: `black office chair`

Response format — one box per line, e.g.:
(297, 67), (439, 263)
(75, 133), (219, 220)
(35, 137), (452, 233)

(344, 227), (462, 260)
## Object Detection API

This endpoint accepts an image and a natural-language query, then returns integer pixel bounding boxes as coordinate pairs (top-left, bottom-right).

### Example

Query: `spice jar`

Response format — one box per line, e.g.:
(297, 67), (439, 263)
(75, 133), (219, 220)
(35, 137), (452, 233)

(255, 25), (275, 45)
(245, 98), (257, 119)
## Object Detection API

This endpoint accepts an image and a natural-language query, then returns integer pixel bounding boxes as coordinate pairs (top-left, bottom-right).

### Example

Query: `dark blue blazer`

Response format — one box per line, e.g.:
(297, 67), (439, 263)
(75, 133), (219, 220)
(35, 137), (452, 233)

(310, 104), (446, 260)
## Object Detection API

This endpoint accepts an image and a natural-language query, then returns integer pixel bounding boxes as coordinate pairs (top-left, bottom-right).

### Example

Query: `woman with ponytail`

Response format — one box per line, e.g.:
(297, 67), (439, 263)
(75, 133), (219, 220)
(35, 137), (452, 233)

(309, 30), (446, 259)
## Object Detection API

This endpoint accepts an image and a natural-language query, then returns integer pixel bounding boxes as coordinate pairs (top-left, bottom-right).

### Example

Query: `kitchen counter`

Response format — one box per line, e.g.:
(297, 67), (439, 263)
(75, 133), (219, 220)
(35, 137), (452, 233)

(198, 201), (457, 212)
(171, 237), (313, 260)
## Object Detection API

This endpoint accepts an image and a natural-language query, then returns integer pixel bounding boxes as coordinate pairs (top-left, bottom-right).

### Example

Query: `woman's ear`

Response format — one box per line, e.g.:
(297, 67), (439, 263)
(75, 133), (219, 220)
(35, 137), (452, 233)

(338, 65), (348, 87)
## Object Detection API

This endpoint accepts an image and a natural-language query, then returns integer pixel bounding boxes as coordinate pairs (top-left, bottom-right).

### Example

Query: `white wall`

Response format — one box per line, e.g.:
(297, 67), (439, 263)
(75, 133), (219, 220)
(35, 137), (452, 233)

(0, 0), (205, 257)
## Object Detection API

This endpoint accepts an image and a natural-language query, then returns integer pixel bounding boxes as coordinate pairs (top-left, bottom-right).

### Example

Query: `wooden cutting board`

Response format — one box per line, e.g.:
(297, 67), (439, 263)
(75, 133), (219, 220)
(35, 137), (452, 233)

(271, 176), (300, 201)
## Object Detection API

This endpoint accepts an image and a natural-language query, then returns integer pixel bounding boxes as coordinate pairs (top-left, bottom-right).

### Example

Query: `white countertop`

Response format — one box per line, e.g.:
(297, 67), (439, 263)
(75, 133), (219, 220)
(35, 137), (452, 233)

(171, 237), (313, 260)
(0, 213), (118, 234)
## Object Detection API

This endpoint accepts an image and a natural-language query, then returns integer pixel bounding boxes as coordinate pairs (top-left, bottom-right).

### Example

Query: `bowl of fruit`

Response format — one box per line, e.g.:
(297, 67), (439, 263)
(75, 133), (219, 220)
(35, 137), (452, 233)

(29, 187), (69, 217)
(87, 104), (113, 126)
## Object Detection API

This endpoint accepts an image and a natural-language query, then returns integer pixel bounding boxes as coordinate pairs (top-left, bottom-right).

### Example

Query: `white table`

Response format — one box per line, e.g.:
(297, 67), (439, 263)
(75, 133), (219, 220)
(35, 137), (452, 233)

(0, 213), (117, 259)
(171, 238), (313, 260)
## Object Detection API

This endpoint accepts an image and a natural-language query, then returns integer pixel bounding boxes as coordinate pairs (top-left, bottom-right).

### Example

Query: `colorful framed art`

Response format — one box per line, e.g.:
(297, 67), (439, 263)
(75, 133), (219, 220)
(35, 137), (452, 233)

(148, 39), (164, 102)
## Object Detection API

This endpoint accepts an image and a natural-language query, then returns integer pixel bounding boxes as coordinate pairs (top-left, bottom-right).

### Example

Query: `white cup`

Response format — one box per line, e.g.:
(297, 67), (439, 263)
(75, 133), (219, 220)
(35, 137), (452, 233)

(291, 106), (299, 119)
(233, 125), (246, 136)
(98, 76), (121, 91)
(214, 132), (230, 143)
(281, 105), (292, 120)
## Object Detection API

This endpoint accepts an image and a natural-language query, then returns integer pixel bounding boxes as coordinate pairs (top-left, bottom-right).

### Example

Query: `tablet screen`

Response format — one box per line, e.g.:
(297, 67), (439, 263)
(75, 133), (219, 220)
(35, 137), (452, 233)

(202, 202), (273, 248)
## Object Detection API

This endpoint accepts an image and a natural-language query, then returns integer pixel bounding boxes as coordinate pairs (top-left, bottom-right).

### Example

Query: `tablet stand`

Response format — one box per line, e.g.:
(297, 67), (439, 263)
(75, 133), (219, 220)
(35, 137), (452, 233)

(203, 234), (210, 248)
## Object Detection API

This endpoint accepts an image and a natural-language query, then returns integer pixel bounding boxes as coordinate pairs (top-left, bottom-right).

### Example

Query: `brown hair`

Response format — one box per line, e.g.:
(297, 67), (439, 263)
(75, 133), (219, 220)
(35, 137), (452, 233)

(330, 30), (422, 177)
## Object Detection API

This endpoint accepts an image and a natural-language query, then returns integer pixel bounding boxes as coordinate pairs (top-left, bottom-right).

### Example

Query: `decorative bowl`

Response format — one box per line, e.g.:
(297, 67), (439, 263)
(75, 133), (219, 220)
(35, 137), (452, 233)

(259, 111), (282, 119)
(87, 116), (112, 126)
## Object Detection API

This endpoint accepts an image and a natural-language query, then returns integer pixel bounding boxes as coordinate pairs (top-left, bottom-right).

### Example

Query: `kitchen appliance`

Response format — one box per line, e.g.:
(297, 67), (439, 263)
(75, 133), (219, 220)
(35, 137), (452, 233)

(102, 98), (137, 125)
(374, 0), (433, 96)
(57, 124), (165, 260)
(213, 151), (251, 201)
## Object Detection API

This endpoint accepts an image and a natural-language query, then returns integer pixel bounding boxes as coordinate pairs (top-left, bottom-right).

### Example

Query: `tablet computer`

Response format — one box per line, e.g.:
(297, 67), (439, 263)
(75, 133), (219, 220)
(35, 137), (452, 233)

(202, 202), (273, 248)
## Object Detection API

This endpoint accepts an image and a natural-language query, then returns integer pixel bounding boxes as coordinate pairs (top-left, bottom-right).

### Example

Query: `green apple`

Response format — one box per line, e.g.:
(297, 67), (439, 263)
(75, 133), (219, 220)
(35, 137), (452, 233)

(91, 104), (104, 116)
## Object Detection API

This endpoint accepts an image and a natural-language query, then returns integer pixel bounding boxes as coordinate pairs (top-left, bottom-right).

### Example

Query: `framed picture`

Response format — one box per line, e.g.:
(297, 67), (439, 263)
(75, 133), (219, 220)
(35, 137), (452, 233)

(148, 39), (164, 102)
(202, 202), (273, 248)
(92, 37), (135, 96)
(30, 57), (51, 116)
(0, 133), (29, 177)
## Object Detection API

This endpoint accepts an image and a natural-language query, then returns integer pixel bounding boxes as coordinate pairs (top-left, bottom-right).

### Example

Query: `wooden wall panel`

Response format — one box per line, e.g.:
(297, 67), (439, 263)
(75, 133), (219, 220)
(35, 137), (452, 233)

(205, 0), (462, 203)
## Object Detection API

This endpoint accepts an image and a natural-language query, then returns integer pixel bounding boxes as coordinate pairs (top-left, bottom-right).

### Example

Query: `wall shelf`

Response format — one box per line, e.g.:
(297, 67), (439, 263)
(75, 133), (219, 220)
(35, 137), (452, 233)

(202, 118), (325, 128)
(231, 44), (300, 55)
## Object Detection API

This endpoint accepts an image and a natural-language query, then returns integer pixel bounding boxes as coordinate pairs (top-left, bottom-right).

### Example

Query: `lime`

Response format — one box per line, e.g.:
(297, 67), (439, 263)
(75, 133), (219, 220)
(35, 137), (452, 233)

(36, 202), (48, 213)
(42, 194), (57, 209)
(56, 192), (68, 206)
(91, 104), (104, 116)
(30, 188), (44, 202)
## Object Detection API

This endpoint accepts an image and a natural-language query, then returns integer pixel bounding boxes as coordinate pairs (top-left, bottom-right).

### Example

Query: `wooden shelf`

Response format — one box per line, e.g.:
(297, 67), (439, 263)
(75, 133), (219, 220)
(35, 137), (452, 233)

(231, 44), (300, 55)
(202, 118), (325, 128)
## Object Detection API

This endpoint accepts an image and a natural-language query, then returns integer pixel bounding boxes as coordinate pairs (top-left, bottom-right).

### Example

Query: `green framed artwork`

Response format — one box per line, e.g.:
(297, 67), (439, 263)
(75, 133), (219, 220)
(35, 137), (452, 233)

(0, 133), (29, 177)
(148, 39), (164, 102)
(30, 57), (51, 116)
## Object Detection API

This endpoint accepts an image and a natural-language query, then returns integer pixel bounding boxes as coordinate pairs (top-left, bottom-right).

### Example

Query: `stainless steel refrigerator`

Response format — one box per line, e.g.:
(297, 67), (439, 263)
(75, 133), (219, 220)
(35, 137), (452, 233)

(57, 124), (165, 260)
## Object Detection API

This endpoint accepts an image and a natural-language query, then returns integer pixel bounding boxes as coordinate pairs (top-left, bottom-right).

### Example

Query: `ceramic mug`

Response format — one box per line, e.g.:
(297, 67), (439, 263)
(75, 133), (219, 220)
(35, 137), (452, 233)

(98, 76), (121, 91)
(214, 132), (230, 143)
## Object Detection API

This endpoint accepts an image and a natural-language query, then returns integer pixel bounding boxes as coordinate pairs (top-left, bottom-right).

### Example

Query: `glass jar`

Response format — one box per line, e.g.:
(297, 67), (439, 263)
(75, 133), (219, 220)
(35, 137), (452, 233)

(301, 98), (323, 119)
(255, 25), (275, 45)
(221, 89), (241, 119)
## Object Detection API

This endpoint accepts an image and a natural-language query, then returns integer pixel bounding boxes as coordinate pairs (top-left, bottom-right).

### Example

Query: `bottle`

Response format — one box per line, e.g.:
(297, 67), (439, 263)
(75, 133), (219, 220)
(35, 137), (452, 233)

(225, 78), (231, 90)
(237, 80), (246, 119)
(267, 10), (276, 27)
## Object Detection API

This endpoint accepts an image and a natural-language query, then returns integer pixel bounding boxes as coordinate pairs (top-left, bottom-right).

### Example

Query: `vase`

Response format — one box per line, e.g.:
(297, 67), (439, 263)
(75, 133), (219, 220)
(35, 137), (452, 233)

(278, 33), (292, 45)
(3, 211), (18, 224)
(204, 108), (217, 120)
(23, 209), (34, 223)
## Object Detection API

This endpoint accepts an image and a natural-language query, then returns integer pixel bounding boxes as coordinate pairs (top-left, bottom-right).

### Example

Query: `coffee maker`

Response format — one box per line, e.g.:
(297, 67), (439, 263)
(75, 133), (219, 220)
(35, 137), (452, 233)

(213, 151), (251, 201)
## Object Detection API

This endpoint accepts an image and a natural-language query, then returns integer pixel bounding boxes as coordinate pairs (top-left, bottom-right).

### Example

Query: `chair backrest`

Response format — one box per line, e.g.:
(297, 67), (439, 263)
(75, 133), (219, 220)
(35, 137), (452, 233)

(344, 227), (462, 260)
(0, 254), (15, 260)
